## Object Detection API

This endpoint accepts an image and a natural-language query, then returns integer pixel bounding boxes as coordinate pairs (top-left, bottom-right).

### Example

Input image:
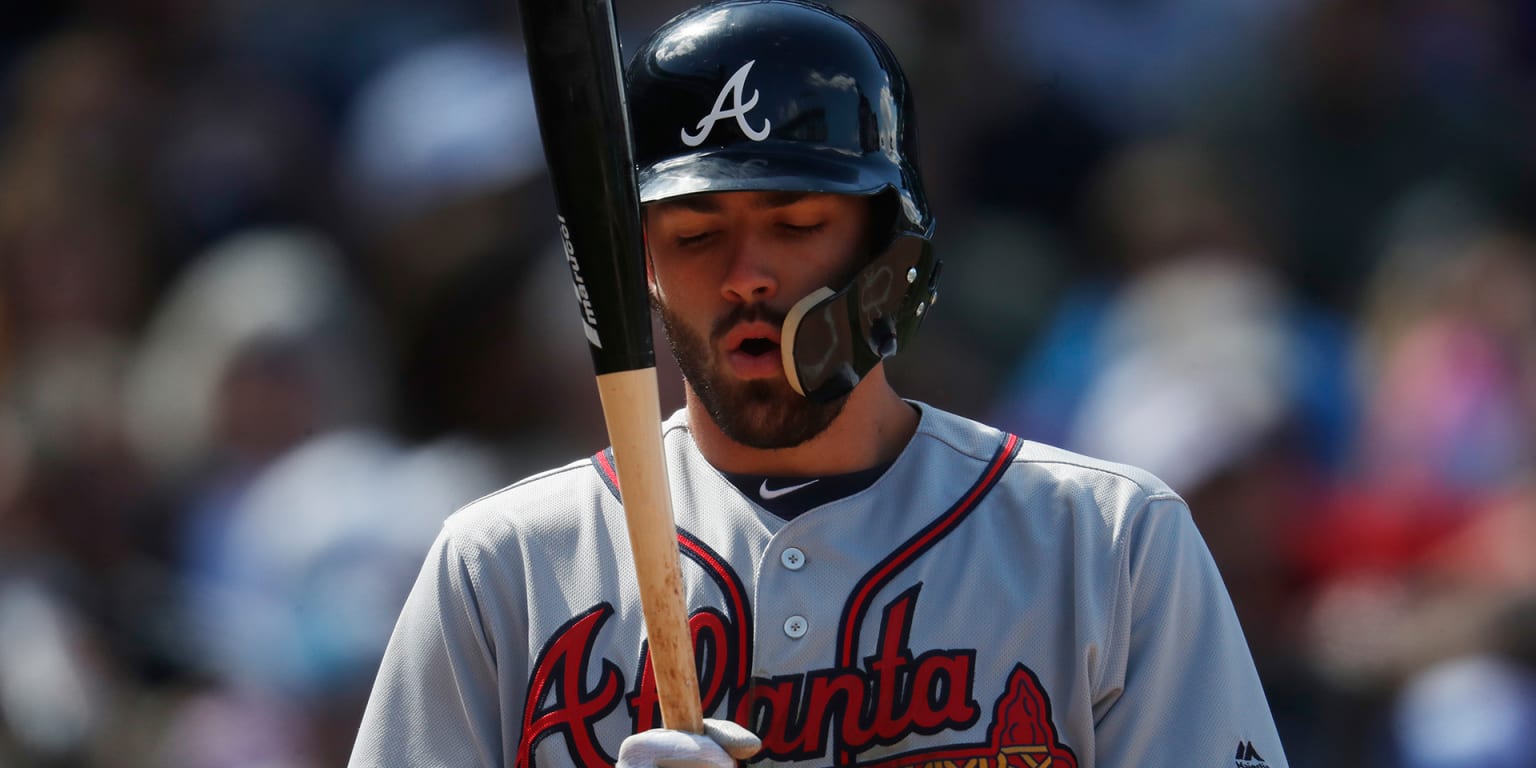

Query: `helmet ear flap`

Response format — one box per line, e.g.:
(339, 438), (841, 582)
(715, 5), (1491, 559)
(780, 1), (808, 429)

(781, 234), (939, 402)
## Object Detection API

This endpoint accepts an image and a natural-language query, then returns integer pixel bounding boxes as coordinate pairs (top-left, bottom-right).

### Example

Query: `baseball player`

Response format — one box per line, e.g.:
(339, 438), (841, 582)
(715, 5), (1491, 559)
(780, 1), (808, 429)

(349, 2), (1289, 766)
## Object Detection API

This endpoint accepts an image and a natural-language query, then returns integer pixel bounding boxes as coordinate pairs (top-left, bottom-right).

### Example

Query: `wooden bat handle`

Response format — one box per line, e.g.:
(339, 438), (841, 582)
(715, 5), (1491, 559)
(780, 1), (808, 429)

(595, 367), (705, 734)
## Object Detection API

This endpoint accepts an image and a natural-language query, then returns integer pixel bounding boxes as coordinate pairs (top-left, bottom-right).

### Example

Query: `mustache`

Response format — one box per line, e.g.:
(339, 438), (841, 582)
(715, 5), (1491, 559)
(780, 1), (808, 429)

(711, 304), (786, 344)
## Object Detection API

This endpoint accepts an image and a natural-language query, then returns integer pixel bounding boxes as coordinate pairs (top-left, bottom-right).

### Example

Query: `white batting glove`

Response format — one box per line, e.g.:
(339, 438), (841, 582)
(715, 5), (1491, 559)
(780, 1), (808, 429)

(616, 718), (762, 768)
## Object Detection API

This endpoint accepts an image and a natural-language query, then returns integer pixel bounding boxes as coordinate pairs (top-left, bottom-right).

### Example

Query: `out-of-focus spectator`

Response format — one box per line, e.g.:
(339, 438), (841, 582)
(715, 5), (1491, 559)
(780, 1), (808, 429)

(980, 0), (1309, 138)
(123, 228), (383, 485)
(209, 0), (503, 122)
(1284, 185), (1536, 766)
(0, 30), (157, 355)
(1355, 190), (1536, 497)
(341, 37), (544, 233)
(0, 27), (170, 767)
(339, 34), (610, 459)
(146, 64), (337, 266)
(110, 224), (508, 767)
(0, 574), (110, 762)
(1388, 571), (1536, 768)
(1297, 184), (1536, 685)
(0, 334), (156, 768)
(159, 429), (503, 768)
(1196, 0), (1535, 313)
(1393, 652), (1536, 768)
(989, 138), (1359, 761)
(115, 228), (389, 767)
(991, 138), (1356, 481)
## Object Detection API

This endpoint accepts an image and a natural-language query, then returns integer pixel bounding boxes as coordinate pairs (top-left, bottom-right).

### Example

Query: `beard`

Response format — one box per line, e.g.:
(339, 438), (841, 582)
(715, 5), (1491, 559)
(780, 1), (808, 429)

(656, 299), (846, 449)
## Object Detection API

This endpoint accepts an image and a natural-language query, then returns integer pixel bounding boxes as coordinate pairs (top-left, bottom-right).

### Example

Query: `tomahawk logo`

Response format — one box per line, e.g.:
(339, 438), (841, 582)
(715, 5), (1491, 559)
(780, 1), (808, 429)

(680, 60), (771, 147)
(1235, 740), (1269, 768)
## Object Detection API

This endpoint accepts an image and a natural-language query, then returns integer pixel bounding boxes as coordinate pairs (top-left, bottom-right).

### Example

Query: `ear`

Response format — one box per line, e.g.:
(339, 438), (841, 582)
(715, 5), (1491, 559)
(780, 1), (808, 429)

(647, 262), (664, 305)
(645, 242), (657, 293)
(642, 214), (662, 298)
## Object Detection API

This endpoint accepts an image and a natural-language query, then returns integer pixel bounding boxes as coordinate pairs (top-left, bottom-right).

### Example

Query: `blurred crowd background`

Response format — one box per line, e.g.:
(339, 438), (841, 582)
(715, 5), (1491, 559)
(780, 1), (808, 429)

(3, 0), (1536, 765)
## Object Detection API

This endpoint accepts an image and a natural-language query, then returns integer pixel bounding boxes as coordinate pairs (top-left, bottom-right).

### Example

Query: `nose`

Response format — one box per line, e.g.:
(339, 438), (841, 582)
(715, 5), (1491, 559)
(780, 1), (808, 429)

(720, 235), (777, 304)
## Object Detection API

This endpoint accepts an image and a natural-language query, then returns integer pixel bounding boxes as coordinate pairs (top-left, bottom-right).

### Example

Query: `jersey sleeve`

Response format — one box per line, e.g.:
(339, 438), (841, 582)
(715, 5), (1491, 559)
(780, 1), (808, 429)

(1092, 496), (1289, 767)
(349, 525), (511, 767)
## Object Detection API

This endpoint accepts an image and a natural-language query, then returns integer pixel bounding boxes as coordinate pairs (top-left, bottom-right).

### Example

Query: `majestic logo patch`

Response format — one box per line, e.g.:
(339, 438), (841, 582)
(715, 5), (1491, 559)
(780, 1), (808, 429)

(1236, 740), (1269, 768)
(680, 60), (771, 147)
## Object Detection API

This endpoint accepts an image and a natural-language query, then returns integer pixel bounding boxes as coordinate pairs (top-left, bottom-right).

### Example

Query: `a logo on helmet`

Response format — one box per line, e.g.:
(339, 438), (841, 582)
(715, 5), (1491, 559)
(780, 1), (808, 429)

(680, 60), (771, 147)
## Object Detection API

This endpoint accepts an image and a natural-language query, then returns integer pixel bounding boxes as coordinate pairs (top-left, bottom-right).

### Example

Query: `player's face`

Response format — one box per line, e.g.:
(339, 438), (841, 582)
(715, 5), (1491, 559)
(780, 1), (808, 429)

(646, 190), (872, 449)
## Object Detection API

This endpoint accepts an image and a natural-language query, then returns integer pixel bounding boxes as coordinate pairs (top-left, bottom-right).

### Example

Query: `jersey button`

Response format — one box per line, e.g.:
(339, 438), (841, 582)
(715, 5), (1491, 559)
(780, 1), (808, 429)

(780, 547), (806, 571)
(783, 615), (808, 639)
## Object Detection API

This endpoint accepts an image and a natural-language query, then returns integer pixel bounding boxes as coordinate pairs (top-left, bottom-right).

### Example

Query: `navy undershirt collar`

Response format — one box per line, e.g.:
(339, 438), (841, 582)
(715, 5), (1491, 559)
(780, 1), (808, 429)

(722, 461), (894, 520)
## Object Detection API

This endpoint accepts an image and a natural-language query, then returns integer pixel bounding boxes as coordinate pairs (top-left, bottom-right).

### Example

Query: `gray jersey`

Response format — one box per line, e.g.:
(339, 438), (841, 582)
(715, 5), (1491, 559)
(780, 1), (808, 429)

(350, 403), (1287, 768)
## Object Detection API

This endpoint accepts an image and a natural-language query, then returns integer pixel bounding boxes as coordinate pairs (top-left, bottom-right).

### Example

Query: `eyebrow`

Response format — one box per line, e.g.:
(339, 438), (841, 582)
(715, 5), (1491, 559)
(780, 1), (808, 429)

(651, 190), (814, 214)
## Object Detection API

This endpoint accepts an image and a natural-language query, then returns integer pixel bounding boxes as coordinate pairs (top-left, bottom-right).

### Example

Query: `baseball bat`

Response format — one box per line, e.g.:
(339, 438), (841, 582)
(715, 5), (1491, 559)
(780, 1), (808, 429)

(517, 0), (704, 735)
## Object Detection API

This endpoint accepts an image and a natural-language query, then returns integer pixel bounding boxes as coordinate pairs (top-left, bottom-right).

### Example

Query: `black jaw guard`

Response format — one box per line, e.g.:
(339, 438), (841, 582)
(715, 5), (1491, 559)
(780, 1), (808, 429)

(781, 234), (941, 402)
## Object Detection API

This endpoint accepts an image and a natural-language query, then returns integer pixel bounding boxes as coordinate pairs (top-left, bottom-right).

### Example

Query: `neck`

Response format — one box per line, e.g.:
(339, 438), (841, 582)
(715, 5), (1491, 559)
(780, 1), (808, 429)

(685, 366), (918, 476)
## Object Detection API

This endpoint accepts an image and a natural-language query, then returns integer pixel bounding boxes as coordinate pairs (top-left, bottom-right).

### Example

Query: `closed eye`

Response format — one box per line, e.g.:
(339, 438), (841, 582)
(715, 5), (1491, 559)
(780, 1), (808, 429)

(674, 231), (717, 247)
(778, 222), (825, 236)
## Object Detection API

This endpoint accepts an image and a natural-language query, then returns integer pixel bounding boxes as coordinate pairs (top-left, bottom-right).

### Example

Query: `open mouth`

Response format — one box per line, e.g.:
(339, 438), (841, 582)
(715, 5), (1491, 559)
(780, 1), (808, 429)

(737, 337), (778, 357)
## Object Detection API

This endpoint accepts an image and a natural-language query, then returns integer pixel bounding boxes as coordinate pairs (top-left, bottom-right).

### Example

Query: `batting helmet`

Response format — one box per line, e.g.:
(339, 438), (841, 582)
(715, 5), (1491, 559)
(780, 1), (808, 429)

(626, 0), (940, 402)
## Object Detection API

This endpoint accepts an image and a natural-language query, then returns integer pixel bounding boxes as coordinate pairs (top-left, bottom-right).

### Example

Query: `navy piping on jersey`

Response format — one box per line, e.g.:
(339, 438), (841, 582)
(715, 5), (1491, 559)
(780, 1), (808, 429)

(834, 432), (1021, 765)
(677, 531), (754, 693)
(591, 450), (755, 692)
(592, 448), (622, 499)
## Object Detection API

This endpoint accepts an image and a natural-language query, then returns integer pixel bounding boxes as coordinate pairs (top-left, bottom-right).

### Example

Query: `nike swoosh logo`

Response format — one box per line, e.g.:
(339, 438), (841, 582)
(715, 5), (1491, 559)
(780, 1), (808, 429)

(759, 478), (818, 500)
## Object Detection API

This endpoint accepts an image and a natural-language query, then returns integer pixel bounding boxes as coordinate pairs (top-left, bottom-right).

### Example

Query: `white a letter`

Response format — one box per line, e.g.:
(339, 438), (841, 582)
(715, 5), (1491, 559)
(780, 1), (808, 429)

(680, 60), (771, 147)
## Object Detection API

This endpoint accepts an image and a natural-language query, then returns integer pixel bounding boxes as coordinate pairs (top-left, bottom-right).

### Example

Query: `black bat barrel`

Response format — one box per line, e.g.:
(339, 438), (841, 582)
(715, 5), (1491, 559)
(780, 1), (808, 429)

(519, 0), (654, 375)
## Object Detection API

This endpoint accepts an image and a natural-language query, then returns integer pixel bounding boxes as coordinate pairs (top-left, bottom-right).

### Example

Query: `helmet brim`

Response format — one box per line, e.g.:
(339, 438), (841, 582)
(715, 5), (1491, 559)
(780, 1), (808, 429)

(637, 144), (898, 204)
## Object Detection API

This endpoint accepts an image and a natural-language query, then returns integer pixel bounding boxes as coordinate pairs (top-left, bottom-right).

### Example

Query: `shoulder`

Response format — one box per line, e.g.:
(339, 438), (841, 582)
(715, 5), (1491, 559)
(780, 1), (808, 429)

(439, 453), (612, 554)
(912, 402), (1176, 494)
(910, 401), (1185, 521)
(1012, 438), (1181, 503)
